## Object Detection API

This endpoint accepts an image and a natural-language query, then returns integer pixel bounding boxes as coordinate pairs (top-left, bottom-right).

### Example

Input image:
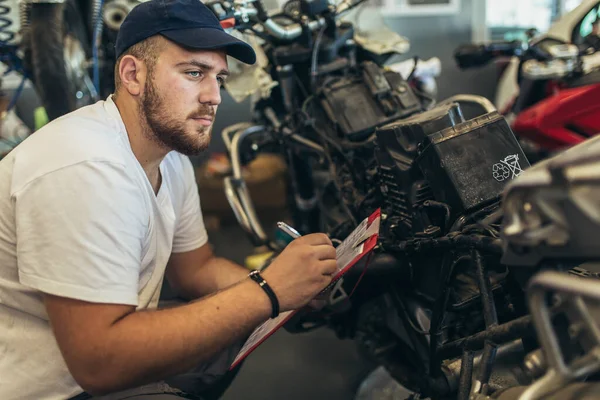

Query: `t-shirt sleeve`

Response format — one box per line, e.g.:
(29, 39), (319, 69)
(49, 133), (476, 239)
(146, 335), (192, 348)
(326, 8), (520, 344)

(14, 161), (147, 306)
(171, 156), (209, 253)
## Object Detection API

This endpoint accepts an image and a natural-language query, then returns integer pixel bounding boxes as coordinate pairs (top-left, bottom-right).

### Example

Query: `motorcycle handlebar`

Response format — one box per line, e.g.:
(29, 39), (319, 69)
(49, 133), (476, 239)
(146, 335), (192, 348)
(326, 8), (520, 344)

(454, 40), (524, 70)
(210, 0), (359, 41)
(263, 17), (325, 40)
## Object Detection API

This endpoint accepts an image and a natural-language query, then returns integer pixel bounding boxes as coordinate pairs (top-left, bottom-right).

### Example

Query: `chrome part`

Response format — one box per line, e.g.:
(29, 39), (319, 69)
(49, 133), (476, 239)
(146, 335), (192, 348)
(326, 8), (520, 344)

(224, 125), (270, 245)
(63, 34), (98, 105)
(27, 0), (66, 3)
(224, 177), (252, 235)
(547, 43), (579, 59)
(501, 135), (600, 265)
(103, 0), (136, 31)
(522, 58), (577, 80)
(221, 122), (253, 153)
(520, 272), (600, 400)
(263, 17), (324, 41)
(233, 5), (257, 22)
(19, 2), (31, 29)
(387, 57), (442, 80)
(524, 349), (546, 379)
(437, 94), (496, 113)
(294, 194), (318, 211)
(288, 134), (325, 153)
(230, 125), (266, 180)
(91, 0), (102, 29)
(523, 50), (600, 80)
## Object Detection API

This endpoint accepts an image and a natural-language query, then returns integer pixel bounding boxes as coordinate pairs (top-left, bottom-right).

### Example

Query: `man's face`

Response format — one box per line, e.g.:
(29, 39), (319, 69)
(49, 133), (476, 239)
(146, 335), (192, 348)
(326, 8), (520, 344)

(139, 42), (229, 156)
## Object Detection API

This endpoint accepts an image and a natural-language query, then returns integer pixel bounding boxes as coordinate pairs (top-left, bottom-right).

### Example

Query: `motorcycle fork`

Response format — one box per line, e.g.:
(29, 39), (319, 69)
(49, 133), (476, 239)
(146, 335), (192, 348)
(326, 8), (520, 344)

(287, 149), (319, 234)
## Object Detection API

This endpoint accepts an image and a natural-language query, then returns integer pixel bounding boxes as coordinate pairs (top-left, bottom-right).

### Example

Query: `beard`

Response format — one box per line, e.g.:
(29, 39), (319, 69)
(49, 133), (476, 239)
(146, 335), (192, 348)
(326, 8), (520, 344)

(139, 77), (214, 156)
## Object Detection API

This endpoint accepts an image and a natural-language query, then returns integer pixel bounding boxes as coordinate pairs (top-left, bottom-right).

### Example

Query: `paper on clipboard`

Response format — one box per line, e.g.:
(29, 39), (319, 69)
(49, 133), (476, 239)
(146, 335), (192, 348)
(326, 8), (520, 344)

(230, 208), (381, 369)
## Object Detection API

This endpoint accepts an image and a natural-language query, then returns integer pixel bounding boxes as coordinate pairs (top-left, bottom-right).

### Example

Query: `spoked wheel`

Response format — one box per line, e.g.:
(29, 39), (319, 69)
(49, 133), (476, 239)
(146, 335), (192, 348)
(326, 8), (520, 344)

(28, 0), (97, 121)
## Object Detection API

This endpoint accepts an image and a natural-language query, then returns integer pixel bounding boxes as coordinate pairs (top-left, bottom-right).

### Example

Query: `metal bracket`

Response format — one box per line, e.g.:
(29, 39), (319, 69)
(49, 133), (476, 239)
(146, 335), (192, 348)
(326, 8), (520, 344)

(222, 124), (271, 247)
(327, 277), (349, 306)
(437, 94), (497, 114)
(520, 271), (600, 400)
(25, 0), (67, 4)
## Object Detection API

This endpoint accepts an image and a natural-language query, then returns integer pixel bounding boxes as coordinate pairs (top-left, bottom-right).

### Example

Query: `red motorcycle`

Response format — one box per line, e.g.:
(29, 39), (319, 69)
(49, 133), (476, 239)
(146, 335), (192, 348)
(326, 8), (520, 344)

(455, 36), (600, 158)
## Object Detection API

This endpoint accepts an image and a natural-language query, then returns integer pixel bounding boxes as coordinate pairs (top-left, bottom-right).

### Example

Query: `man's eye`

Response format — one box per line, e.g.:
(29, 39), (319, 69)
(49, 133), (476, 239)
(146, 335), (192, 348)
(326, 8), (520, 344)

(187, 71), (201, 78)
(217, 77), (226, 86)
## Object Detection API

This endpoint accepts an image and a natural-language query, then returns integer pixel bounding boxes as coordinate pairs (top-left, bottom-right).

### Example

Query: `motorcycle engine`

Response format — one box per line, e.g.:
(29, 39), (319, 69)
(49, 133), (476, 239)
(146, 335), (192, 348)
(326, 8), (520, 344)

(343, 102), (533, 395)
(266, 29), (533, 396)
(374, 102), (530, 300)
(319, 61), (422, 141)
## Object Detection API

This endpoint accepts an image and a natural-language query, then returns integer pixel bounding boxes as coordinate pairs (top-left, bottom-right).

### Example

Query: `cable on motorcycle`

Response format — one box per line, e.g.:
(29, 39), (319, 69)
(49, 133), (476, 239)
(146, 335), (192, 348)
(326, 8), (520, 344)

(310, 24), (327, 91)
(92, 0), (104, 93)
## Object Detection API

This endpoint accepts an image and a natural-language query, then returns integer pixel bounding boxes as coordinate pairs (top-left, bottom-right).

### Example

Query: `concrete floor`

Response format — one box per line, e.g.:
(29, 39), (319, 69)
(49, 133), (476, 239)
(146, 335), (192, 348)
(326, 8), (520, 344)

(222, 328), (371, 400)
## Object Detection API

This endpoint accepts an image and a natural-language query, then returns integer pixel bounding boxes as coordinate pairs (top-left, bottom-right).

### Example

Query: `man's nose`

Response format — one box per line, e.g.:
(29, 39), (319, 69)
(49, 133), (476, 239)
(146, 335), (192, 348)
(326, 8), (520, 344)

(199, 78), (222, 106)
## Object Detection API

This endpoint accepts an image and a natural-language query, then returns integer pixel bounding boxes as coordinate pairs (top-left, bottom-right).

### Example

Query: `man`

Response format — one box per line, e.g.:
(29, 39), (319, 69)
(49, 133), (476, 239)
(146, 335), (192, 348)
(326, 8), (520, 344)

(0, 0), (337, 399)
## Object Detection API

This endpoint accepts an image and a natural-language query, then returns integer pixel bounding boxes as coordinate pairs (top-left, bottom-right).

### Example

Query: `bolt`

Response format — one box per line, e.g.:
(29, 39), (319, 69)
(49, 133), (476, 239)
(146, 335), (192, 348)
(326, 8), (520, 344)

(568, 323), (583, 339)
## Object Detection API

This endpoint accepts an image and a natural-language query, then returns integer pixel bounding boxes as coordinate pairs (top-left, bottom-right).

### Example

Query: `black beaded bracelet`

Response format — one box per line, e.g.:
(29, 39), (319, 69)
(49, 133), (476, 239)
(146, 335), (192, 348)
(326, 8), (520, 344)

(248, 270), (279, 319)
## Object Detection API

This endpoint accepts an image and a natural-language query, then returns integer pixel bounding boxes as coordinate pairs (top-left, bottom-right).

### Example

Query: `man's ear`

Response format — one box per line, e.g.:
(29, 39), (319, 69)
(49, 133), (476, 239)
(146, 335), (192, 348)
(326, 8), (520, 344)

(118, 55), (147, 97)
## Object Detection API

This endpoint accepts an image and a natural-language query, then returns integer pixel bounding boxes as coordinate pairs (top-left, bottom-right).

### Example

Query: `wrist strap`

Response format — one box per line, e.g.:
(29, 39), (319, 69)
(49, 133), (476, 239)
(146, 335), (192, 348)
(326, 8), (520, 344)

(249, 270), (279, 319)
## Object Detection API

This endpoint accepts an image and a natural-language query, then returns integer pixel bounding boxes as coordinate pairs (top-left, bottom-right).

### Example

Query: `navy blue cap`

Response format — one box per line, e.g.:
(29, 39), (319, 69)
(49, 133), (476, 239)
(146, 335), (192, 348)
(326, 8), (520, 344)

(115, 0), (256, 64)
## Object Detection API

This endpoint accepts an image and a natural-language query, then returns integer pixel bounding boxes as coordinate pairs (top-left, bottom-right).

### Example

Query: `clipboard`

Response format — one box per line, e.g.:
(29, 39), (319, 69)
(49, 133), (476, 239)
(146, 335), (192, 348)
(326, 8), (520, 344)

(230, 208), (381, 369)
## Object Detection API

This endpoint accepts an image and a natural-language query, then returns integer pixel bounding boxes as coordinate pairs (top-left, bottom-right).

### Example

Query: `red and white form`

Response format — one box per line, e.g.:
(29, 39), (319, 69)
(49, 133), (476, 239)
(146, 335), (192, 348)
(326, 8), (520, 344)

(230, 208), (381, 369)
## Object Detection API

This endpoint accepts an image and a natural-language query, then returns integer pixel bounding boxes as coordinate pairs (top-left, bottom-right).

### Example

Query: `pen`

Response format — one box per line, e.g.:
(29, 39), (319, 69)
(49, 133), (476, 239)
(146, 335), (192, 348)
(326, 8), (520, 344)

(277, 221), (301, 239)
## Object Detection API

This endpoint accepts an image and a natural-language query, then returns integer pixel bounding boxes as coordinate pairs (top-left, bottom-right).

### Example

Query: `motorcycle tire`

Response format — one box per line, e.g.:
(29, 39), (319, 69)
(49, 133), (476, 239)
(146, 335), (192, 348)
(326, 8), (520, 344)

(29, 1), (91, 121)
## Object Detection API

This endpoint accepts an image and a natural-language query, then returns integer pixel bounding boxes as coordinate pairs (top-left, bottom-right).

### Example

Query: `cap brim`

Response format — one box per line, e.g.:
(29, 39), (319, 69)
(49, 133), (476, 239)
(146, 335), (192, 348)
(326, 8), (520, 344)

(160, 27), (256, 65)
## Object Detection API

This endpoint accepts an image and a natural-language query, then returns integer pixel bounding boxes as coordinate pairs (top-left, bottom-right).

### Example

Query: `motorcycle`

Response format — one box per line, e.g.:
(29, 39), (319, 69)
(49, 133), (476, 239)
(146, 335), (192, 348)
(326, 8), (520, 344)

(454, 0), (600, 158)
(493, 133), (600, 399)
(11, 0), (440, 120)
(12, 0), (142, 121)
(213, 0), (558, 398)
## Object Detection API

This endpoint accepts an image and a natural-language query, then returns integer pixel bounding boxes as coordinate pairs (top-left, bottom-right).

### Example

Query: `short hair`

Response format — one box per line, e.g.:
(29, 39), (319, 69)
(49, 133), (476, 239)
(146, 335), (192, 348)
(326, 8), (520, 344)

(113, 35), (165, 94)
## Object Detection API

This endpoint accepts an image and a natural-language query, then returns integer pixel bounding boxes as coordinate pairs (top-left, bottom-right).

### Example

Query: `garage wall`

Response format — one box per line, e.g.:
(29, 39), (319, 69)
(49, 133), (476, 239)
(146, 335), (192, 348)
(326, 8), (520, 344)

(383, 0), (497, 101)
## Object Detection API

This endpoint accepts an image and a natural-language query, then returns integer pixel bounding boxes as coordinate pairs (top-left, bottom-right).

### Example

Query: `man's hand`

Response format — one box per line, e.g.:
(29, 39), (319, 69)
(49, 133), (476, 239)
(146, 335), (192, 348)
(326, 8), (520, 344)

(261, 233), (337, 312)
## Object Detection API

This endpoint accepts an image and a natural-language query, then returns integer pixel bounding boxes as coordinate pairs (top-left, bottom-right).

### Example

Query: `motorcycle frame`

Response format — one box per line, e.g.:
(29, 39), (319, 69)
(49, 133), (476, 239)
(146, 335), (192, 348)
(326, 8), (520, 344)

(520, 271), (600, 400)
(223, 94), (498, 249)
(23, 0), (67, 3)
(222, 93), (543, 397)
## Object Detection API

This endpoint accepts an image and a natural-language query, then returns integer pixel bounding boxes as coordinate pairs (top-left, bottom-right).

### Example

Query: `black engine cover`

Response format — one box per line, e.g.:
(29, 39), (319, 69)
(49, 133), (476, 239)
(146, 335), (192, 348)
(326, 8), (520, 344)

(319, 61), (422, 141)
(375, 102), (529, 234)
(417, 111), (530, 215)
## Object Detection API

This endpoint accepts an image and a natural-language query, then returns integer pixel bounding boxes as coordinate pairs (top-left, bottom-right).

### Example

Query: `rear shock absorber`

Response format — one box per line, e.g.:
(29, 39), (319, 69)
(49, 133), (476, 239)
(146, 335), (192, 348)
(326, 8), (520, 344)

(0, 0), (27, 112)
(0, 0), (15, 46)
(91, 0), (105, 94)
(19, 2), (31, 31)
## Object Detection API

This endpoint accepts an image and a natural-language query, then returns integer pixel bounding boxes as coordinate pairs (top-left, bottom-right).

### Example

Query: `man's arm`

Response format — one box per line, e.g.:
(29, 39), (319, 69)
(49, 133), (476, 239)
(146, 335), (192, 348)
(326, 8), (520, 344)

(166, 243), (249, 299)
(45, 279), (271, 396)
(45, 234), (337, 396)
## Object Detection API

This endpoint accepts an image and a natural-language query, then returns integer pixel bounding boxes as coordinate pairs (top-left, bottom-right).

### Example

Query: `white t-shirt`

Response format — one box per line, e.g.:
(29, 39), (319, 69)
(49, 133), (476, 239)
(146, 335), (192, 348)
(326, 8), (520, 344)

(0, 96), (209, 399)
